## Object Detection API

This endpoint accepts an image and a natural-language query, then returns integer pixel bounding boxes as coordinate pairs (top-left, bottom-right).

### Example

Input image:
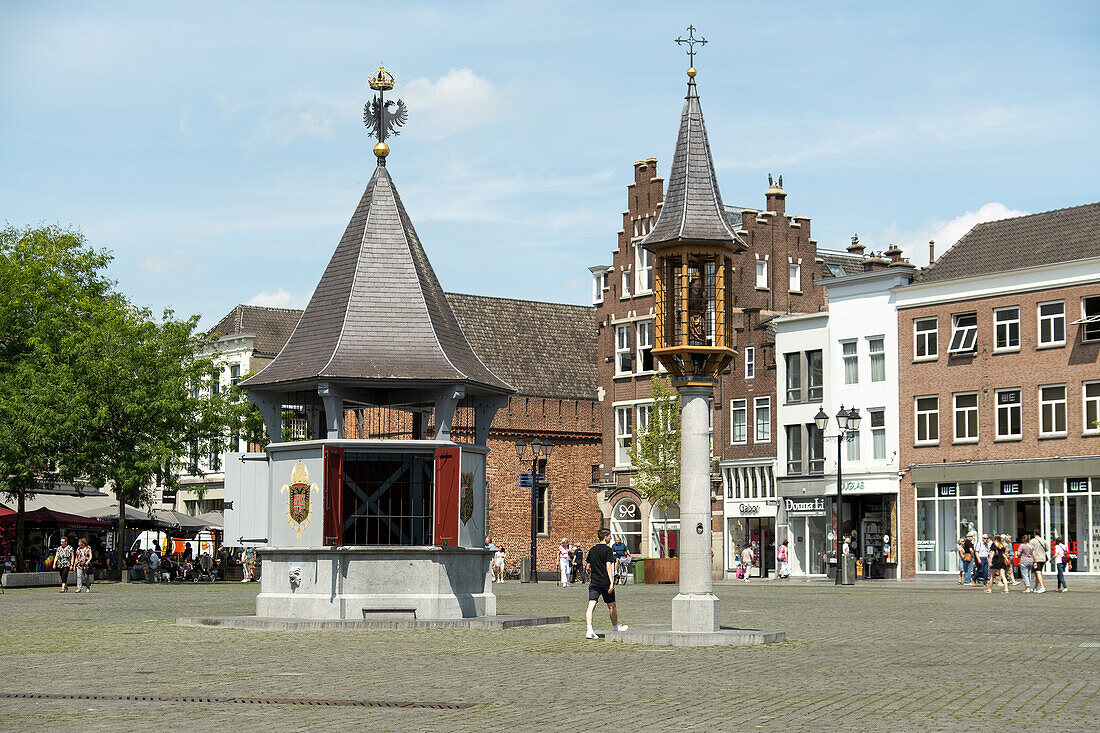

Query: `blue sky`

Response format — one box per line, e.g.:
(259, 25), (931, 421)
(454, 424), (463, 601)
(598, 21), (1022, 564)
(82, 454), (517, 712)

(3, 1), (1098, 327)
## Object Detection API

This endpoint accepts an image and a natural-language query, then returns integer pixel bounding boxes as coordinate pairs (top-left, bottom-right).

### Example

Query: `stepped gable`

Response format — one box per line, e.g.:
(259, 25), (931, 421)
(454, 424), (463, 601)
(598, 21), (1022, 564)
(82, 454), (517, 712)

(917, 202), (1100, 283)
(242, 163), (513, 395)
(642, 76), (745, 249)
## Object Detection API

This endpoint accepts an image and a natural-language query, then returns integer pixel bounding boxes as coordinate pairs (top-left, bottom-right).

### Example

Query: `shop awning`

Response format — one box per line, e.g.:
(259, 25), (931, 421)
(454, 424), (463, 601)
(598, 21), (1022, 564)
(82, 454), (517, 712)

(195, 510), (223, 530)
(148, 508), (211, 532)
(0, 507), (111, 529)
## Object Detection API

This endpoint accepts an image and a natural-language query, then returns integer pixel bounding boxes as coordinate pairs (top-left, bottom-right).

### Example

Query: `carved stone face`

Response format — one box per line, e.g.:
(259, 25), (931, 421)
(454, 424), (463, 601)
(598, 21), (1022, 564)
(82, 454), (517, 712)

(288, 566), (302, 588)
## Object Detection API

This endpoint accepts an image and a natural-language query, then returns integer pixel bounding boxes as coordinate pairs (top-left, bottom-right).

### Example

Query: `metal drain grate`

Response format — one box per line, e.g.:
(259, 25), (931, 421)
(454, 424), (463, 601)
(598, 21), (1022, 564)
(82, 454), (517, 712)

(1080, 642), (1100, 648)
(0, 692), (471, 710)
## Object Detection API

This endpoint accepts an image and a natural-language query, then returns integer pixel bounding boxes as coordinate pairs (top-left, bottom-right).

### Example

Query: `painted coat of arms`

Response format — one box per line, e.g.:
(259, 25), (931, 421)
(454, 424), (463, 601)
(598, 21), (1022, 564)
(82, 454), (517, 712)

(460, 471), (474, 525)
(281, 461), (319, 538)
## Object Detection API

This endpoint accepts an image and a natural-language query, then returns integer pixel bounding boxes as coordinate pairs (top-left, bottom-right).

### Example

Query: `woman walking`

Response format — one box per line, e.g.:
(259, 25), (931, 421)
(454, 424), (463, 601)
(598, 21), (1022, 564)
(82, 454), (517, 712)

(1053, 536), (1070, 592)
(54, 537), (74, 593)
(777, 540), (791, 579)
(1029, 530), (1049, 594)
(74, 538), (93, 593)
(1017, 533), (1034, 593)
(558, 538), (572, 587)
(986, 535), (1010, 593)
(956, 538), (965, 584)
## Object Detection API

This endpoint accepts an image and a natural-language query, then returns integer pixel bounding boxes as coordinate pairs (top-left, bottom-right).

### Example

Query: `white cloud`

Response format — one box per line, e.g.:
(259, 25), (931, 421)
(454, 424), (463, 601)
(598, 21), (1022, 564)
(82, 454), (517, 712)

(139, 248), (190, 275)
(870, 202), (1029, 267)
(247, 288), (310, 310)
(400, 68), (502, 141)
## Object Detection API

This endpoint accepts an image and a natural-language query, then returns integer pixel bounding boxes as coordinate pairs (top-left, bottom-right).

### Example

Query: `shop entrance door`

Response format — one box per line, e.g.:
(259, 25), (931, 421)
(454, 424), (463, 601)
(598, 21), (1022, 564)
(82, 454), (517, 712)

(746, 517), (775, 578)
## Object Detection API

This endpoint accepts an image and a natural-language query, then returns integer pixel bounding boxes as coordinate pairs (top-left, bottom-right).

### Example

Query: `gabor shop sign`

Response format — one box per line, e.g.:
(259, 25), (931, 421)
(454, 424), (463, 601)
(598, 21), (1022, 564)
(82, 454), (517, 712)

(785, 497), (826, 516)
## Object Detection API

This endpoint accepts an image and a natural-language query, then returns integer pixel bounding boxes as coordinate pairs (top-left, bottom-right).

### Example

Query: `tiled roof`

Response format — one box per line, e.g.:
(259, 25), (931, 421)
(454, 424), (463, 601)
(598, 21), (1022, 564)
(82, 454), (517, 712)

(209, 304), (303, 358)
(242, 163), (513, 395)
(818, 249), (865, 277)
(445, 293), (598, 400)
(916, 202), (1100, 283)
(642, 78), (746, 249)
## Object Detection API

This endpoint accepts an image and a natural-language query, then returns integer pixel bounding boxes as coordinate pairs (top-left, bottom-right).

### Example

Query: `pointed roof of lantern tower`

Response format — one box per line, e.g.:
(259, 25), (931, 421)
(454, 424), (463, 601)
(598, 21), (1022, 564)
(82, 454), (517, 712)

(242, 67), (513, 397)
(642, 68), (745, 250)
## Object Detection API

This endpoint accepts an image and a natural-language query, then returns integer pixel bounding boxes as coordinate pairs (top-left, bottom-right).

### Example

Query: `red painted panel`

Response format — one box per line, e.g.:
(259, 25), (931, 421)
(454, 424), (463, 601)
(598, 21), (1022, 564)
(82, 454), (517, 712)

(323, 446), (344, 546)
(434, 447), (460, 547)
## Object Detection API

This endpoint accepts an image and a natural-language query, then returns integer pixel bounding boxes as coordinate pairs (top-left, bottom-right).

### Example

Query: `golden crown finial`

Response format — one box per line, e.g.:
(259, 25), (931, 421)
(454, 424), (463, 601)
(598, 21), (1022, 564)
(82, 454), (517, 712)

(290, 460), (311, 486)
(369, 62), (395, 91)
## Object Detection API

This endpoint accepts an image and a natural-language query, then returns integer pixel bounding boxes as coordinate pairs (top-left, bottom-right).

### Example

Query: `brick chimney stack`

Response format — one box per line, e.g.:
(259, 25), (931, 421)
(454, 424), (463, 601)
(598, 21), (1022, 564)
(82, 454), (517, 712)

(847, 234), (865, 257)
(863, 252), (890, 271)
(928, 240), (935, 265)
(765, 174), (786, 217)
(885, 244), (903, 264)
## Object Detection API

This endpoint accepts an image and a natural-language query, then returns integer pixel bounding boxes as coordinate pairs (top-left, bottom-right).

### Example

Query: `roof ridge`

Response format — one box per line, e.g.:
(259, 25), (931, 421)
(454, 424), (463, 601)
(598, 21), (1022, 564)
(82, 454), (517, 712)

(971, 201), (1099, 228)
(445, 292), (595, 311)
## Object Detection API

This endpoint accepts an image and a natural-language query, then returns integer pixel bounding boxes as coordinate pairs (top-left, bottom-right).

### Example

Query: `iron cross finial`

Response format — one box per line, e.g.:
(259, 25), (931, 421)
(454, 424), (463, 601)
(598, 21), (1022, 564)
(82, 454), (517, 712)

(675, 25), (707, 68)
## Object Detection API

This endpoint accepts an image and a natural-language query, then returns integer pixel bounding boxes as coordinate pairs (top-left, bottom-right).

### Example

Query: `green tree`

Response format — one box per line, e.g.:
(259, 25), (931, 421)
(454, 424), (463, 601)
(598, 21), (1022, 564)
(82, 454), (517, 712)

(627, 377), (681, 557)
(0, 225), (112, 571)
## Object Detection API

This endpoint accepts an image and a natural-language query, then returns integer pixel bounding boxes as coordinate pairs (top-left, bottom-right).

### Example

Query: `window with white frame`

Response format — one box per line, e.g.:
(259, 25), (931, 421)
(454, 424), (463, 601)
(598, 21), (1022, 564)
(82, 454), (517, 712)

(592, 269), (608, 304)
(789, 262), (801, 293)
(846, 425), (860, 462)
(807, 423), (824, 474)
(948, 313), (978, 354)
(635, 244), (653, 293)
(615, 406), (633, 465)
(785, 425), (802, 474)
(842, 340), (858, 384)
(1084, 381), (1100, 434)
(615, 324), (632, 375)
(995, 388), (1021, 439)
(1038, 300), (1065, 346)
(914, 317), (938, 360)
(1039, 384), (1067, 436)
(915, 395), (939, 444)
(953, 392), (979, 443)
(636, 402), (652, 437)
(868, 337), (885, 382)
(1078, 295), (1100, 342)
(744, 346), (755, 380)
(994, 306), (1020, 351)
(807, 350), (823, 402)
(730, 399), (747, 444)
(785, 352), (802, 403)
(756, 258), (768, 289)
(870, 409), (886, 460)
(621, 268), (632, 298)
(636, 319), (654, 372)
(754, 396), (771, 443)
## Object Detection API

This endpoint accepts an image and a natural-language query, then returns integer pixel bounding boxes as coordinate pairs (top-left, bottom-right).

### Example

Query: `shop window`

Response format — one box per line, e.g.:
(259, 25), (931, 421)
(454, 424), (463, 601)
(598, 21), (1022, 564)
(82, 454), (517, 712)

(615, 406), (633, 465)
(785, 352), (802, 403)
(636, 319), (654, 372)
(868, 337), (885, 382)
(615, 324), (632, 375)
(915, 395), (939, 445)
(842, 340), (859, 384)
(635, 244), (653, 294)
(914, 317), (938, 360)
(789, 262), (801, 293)
(1085, 381), (1100, 435)
(995, 388), (1022, 439)
(807, 350), (823, 402)
(994, 306), (1020, 351)
(754, 396), (771, 443)
(1039, 384), (1067, 436)
(730, 399), (747, 444)
(756, 258), (768, 289)
(870, 409), (886, 460)
(610, 497), (642, 555)
(807, 423), (824, 475)
(948, 312), (978, 355)
(1076, 295), (1100, 342)
(1038, 300), (1065, 347)
(744, 346), (755, 380)
(953, 392), (979, 443)
(785, 425), (803, 475)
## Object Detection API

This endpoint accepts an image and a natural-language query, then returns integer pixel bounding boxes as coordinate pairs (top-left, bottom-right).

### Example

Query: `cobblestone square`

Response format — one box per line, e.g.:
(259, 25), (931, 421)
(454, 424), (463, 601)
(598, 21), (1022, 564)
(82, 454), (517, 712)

(1, 578), (1096, 732)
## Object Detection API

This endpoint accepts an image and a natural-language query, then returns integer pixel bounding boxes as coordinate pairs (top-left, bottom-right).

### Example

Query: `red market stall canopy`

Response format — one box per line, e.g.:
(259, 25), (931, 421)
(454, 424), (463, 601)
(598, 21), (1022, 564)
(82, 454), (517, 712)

(0, 507), (111, 529)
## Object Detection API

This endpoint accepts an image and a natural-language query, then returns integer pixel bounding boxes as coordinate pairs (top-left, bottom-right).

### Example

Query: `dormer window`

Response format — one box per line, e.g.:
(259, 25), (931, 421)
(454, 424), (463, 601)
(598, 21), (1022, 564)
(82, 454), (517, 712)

(948, 313), (978, 355)
(592, 268), (609, 305)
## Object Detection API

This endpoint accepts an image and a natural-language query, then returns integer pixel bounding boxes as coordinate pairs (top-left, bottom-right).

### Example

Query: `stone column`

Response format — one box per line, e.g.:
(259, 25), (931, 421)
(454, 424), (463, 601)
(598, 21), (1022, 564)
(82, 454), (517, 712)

(671, 383), (719, 633)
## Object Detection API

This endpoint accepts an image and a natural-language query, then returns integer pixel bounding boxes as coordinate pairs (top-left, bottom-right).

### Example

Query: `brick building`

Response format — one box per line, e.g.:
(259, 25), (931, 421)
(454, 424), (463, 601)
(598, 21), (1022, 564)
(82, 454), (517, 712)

(896, 203), (1100, 578)
(590, 160), (860, 577)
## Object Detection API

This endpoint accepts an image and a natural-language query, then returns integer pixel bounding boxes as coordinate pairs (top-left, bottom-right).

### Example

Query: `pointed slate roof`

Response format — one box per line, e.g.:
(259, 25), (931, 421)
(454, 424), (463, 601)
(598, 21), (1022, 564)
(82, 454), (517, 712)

(642, 77), (744, 249)
(242, 163), (513, 396)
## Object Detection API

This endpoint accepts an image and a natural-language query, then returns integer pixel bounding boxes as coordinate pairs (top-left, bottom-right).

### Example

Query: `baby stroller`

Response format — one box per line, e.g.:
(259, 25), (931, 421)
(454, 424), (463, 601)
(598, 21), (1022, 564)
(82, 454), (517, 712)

(194, 552), (217, 582)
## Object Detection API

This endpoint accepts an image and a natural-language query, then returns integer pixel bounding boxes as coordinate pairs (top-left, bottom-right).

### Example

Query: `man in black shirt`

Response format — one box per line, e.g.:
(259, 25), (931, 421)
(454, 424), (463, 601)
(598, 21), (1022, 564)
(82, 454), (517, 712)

(585, 528), (628, 639)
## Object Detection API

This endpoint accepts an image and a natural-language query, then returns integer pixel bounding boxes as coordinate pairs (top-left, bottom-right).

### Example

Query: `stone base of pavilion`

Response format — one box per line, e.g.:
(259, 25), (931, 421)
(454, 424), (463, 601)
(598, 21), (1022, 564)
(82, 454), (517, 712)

(603, 627), (785, 647)
(176, 613), (568, 631)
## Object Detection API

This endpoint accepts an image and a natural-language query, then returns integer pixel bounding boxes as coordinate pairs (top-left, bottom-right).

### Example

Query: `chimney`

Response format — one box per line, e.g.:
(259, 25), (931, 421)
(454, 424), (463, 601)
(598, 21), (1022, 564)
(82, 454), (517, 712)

(863, 252), (890, 272)
(928, 240), (935, 265)
(765, 174), (786, 217)
(884, 244), (903, 264)
(847, 234), (865, 257)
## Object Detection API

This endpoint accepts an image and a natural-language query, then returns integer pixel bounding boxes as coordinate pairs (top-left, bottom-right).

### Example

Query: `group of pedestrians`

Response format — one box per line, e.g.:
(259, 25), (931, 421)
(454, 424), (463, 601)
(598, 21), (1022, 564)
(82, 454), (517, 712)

(957, 529), (1071, 594)
(52, 536), (95, 593)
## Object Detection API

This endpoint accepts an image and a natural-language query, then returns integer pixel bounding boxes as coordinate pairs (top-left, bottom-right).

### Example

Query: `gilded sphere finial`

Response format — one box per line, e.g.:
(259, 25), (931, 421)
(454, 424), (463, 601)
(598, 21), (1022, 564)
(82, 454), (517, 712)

(373, 141), (390, 158)
(687, 66), (697, 78)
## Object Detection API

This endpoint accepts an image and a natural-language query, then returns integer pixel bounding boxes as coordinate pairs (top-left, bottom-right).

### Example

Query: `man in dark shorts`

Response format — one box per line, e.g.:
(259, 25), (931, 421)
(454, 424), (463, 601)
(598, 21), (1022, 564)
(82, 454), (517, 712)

(585, 528), (628, 639)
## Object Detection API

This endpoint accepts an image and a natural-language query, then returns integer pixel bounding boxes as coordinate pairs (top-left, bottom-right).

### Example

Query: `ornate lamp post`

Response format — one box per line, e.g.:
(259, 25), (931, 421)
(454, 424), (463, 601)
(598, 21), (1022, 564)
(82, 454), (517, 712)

(514, 438), (553, 583)
(815, 405), (862, 585)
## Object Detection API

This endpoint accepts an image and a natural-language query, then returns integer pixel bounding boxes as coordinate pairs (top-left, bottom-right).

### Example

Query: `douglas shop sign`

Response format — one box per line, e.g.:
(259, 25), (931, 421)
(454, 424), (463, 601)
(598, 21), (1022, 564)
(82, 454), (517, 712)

(785, 498), (827, 517)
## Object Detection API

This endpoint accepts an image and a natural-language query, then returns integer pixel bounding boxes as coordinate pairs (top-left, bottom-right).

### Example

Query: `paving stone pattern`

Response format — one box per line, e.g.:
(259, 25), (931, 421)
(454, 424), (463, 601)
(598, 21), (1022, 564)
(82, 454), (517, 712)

(1, 579), (1096, 732)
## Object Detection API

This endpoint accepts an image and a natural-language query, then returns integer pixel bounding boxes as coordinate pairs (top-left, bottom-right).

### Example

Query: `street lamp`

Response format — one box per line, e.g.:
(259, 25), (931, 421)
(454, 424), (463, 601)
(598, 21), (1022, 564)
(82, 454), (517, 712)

(515, 438), (553, 583)
(816, 405), (861, 585)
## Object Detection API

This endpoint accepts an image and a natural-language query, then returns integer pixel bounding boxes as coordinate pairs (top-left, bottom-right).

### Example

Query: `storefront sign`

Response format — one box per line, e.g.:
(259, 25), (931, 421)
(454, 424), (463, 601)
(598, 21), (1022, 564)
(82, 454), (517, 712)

(728, 501), (777, 518)
(937, 483), (957, 497)
(161, 488), (177, 505)
(738, 503), (760, 515)
(1000, 480), (1022, 495)
(1067, 478), (1089, 493)
(785, 497), (827, 517)
(842, 480), (865, 492)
